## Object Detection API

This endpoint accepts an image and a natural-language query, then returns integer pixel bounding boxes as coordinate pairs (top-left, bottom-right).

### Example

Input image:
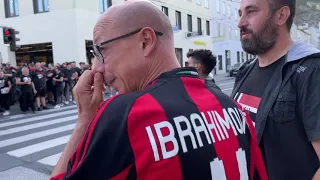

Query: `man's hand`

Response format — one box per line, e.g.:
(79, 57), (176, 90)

(73, 70), (105, 125)
(51, 71), (105, 178)
(33, 89), (37, 95)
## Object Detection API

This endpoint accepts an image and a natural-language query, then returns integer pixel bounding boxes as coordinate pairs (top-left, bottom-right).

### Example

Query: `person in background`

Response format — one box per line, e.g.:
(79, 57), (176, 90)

(63, 63), (77, 104)
(47, 63), (56, 105)
(79, 62), (87, 77)
(53, 66), (64, 109)
(232, 0), (320, 179)
(0, 70), (12, 116)
(32, 62), (49, 111)
(186, 49), (221, 90)
(16, 67), (36, 114)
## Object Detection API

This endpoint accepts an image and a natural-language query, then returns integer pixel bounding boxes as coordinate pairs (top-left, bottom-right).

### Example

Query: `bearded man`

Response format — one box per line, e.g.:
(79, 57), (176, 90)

(231, 0), (320, 179)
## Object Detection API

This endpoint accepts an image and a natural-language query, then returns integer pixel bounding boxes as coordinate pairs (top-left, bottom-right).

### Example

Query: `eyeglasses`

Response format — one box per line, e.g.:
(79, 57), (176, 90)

(92, 28), (163, 63)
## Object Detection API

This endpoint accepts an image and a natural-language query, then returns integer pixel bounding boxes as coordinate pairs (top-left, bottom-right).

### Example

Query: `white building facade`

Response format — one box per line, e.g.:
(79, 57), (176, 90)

(0, 0), (212, 67)
(211, 0), (254, 75)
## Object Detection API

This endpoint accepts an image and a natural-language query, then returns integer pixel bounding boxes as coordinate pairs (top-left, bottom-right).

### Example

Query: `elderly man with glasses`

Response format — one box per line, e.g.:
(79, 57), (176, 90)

(50, 1), (267, 180)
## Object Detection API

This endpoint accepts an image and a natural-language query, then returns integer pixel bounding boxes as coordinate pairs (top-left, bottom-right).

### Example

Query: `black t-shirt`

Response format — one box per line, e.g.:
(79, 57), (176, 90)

(54, 72), (64, 85)
(20, 75), (33, 93)
(64, 69), (75, 82)
(32, 69), (47, 88)
(0, 77), (10, 89)
(234, 56), (284, 123)
(73, 67), (82, 77)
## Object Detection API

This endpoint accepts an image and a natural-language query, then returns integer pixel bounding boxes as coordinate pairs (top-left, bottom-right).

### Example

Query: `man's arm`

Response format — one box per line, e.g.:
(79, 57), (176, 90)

(50, 120), (88, 177)
(50, 71), (105, 179)
(297, 61), (320, 179)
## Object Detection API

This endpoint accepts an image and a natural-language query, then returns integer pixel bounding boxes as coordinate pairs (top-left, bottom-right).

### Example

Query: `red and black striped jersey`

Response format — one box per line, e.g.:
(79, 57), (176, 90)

(51, 68), (267, 180)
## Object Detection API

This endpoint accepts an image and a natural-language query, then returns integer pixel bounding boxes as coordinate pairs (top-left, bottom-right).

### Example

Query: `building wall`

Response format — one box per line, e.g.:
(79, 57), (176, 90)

(0, 0), (212, 67)
(151, 0), (213, 66)
(211, 0), (248, 75)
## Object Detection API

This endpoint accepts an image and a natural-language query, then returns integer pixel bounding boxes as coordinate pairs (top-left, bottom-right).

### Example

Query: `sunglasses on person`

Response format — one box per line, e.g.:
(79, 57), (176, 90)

(92, 28), (163, 63)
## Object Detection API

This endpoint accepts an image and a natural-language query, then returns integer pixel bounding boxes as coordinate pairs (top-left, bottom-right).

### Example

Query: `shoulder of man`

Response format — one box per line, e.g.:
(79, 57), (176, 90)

(288, 52), (320, 87)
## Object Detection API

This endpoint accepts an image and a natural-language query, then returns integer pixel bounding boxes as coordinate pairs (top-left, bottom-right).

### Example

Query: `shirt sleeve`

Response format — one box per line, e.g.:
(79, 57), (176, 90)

(298, 62), (320, 141)
(50, 95), (135, 180)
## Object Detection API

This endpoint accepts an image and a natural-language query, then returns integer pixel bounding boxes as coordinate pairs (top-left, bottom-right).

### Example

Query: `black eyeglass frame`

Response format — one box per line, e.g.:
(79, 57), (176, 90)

(92, 28), (163, 63)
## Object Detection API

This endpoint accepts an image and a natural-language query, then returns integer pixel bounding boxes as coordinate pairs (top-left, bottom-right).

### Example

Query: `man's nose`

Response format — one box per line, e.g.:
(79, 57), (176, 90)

(237, 16), (248, 29)
(91, 59), (104, 74)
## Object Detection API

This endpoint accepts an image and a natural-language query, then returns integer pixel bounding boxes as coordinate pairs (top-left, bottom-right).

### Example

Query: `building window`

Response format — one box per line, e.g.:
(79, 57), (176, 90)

(235, 30), (238, 39)
(175, 11), (182, 30)
(218, 55), (223, 70)
(206, 20), (210, 36)
(196, 0), (201, 5)
(205, 0), (209, 8)
(237, 52), (240, 63)
(197, 18), (202, 34)
(33, 0), (49, 13)
(100, 0), (112, 13)
(222, 2), (226, 15)
(187, 14), (192, 32)
(217, 23), (221, 36)
(162, 6), (168, 16)
(216, 0), (220, 12)
(227, 5), (231, 16)
(241, 52), (245, 62)
(4, 0), (19, 17)
(175, 48), (183, 67)
(235, 9), (238, 19)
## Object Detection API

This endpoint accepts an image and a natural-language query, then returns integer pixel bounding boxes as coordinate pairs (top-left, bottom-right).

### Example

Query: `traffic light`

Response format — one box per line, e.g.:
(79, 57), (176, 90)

(3, 27), (12, 44)
(10, 29), (20, 51)
(2, 27), (20, 51)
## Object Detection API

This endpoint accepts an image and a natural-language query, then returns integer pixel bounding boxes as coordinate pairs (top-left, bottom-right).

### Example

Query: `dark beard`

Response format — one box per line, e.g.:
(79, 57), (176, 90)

(240, 18), (279, 55)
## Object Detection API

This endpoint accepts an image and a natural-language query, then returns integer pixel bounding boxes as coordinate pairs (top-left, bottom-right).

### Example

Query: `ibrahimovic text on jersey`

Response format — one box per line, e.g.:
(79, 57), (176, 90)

(51, 68), (267, 180)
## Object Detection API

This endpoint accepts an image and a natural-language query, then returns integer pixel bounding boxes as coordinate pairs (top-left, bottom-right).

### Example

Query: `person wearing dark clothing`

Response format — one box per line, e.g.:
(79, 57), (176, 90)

(186, 49), (221, 90)
(63, 63), (77, 104)
(16, 67), (36, 113)
(53, 67), (64, 109)
(32, 63), (48, 111)
(0, 70), (12, 116)
(46, 64), (56, 104)
(231, 0), (320, 179)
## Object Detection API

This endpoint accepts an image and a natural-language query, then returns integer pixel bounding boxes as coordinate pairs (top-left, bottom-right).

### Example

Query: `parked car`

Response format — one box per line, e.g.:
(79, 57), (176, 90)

(229, 62), (243, 77)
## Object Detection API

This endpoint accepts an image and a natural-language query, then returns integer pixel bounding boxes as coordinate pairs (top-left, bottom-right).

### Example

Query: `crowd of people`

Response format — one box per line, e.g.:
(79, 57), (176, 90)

(0, 61), (91, 116)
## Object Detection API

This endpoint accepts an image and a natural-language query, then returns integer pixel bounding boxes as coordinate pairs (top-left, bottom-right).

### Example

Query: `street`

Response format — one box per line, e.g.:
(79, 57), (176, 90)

(0, 75), (234, 180)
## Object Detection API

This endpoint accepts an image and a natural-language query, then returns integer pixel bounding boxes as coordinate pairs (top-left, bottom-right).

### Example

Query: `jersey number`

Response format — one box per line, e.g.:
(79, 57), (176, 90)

(210, 148), (249, 180)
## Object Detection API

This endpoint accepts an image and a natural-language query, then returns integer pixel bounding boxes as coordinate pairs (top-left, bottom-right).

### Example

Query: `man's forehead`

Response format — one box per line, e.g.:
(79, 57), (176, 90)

(240, 0), (266, 9)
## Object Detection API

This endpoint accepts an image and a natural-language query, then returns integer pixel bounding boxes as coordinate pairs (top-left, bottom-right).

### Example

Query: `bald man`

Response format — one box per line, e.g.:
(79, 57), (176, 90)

(50, 1), (267, 180)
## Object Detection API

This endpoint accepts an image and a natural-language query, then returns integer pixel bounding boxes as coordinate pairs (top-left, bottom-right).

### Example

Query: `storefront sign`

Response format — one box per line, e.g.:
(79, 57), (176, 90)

(194, 40), (206, 46)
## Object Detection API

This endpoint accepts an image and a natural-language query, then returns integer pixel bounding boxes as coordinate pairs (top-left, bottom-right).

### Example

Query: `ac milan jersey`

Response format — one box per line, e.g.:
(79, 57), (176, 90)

(51, 68), (267, 180)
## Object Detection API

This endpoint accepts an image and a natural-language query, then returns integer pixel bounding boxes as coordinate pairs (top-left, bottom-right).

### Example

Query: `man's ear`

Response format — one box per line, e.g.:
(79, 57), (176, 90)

(275, 6), (291, 27)
(139, 27), (157, 57)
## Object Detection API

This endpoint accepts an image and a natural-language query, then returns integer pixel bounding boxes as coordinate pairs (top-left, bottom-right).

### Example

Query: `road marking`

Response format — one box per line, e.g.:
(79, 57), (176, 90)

(37, 152), (62, 166)
(222, 88), (233, 92)
(0, 105), (77, 122)
(0, 124), (76, 148)
(7, 135), (71, 158)
(0, 109), (78, 128)
(0, 115), (78, 136)
(217, 82), (235, 86)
